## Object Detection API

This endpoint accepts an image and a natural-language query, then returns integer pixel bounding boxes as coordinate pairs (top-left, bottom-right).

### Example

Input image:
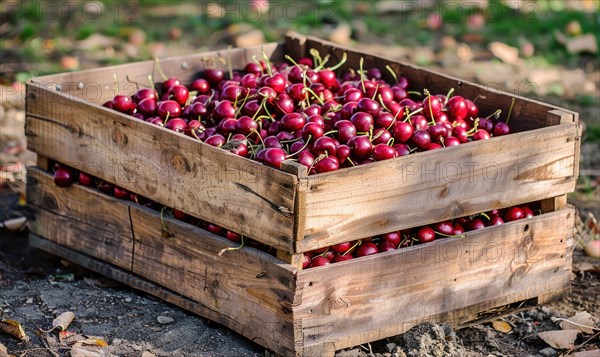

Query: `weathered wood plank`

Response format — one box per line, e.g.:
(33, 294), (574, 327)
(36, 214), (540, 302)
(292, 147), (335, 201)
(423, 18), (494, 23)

(25, 84), (298, 251)
(27, 234), (285, 355)
(298, 123), (578, 252)
(29, 43), (283, 105)
(129, 204), (298, 355)
(26, 168), (134, 270)
(294, 208), (573, 352)
(541, 195), (567, 213)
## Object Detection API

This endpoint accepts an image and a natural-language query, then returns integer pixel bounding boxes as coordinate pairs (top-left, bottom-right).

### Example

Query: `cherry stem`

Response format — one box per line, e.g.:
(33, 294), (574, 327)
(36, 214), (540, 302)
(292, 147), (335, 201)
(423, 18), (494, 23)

(342, 240), (362, 256)
(371, 84), (380, 101)
(440, 136), (445, 147)
(113, 74), (119, 97)
(154, 57), (168, 81)
(435, 231), (466, 239)
(160, 207), (172, 237)
(347, 157), (357, 166)
(473, 94), (486, 103)
(162, 111), (170, 126)
(403, 107), (424, 123)
(309, 48), (322, 68)
(308, 153), (327, 173)
(261, 47), (273, 77)
(323, 130), (337, 136)
(359, 57), (366, 93)
(385, 65), (398, 83)
(227, 45), (234, 80)
(288, 136), (311, 157)
(251, 97), (268, 120)
(304, 87), (324, 105)
(445, 88), (454, 105)
(191, 128), (203, 142)
(485, 109), (502, 120)
(250, 128), (265, 149)
(506, 97), (516, 125)
(218, 235), (245, 257)
(251, 55), (265, 75)
(313, 54), (330, 72)
(407, 90), (422, 97)
(323, 104), (342, 115)
(467, 118), (480, 135)
(387, 137), (395, 146)
(479, 212), (491, 221)
(148, 75), (155, 89)
(328, 52), (347, 71)
(424, 89), (435, 124)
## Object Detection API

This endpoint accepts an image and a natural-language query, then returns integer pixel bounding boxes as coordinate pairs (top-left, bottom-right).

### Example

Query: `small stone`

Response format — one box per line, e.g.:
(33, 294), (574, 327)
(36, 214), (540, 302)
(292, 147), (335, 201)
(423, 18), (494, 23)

(157, 316), (174, 325)
(540, 306), (551, 314)
(539, 347), (557, 357)
(125, 297), (132, 303)
(386, 342), (396, 352)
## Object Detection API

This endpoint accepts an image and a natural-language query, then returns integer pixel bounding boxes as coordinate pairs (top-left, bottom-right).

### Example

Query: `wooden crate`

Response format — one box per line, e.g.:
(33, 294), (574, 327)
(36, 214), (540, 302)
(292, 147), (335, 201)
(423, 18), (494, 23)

(25, 33), (581, 258)
(27, 167), (575, 356)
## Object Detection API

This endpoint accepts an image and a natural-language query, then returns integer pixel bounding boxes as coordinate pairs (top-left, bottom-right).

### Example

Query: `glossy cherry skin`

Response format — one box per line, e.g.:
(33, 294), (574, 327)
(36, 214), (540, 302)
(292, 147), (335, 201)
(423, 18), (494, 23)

(348, 136), (373, 160)
(53, 168), (73, 187)
(504, 207), (525, 222)
(417, 227), (436, 243)
(354, 242), (379, 257)
(372, 144), (397, 161)
(157, 100), (182, 119)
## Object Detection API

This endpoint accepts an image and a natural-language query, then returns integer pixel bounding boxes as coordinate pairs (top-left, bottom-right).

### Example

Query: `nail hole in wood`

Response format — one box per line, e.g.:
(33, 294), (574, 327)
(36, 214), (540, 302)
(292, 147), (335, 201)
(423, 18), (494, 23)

(560, 239), (563, 243)
(308, 282), (313, 287)
(524, 224), (529, 232)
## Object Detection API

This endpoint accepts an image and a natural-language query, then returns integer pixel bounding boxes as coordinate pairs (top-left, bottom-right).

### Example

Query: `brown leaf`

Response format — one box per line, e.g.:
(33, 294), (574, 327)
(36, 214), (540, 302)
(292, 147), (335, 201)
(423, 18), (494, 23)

(0, 319), (29, 341)
(59, 331), (85, 345)
(538, 330), (579, 349)
(0, 343), (15, 357)
(70, 345), (105, 357)
(492, 320), (512, 333)
(52, 311), (75, 332)
(558, 311), (596, 334)
(79, 338), (109, 348)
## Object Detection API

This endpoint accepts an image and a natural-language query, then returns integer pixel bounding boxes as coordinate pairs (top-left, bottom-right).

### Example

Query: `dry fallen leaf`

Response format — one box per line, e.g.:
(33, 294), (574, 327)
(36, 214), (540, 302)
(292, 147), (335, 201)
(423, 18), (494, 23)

(59, 331), (85, 345)
(79, 338), (109, 348)
(0, 343), (15, 357)
(538, 330), (579, 349)
(558, 311), (596, 334)
(52, 311), (75, 331)
(70, 345), (105, 357)
(0, 319), (29, 341)
(492, 320), (512, 333)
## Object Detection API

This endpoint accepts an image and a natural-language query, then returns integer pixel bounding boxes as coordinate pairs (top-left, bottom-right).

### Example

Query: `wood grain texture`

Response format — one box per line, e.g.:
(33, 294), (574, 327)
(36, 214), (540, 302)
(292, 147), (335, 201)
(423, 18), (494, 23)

(26, 168), (134, 270)
(25, 84), (298, 251)
(285, 32), (580, 133)
(28, 43), (283, 105)
(129, 204), (298, 355)
(28, 234), (295, 356)
(293, 208), (574, 353)
(298, 123), (578, 252)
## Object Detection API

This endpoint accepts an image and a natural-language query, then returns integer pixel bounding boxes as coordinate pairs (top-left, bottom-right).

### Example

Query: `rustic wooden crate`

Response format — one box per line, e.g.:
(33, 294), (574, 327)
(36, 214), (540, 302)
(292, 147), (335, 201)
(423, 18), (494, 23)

(25, 33), (581, 259)
(27, 167), (575, 356)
